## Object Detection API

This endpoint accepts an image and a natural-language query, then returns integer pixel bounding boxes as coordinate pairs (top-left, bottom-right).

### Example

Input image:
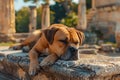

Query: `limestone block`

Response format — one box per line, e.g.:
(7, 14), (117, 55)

(95, 0), (120, 7)
(104, 7), (112, 12)
(41, 4), (50, 29)
(79, 49), (98, 54)
(29, 6), (37, 32)
(0, 47), (120, 80)
(0, 0), (15, 34)
(79, 45), (101, 49)
(100, 44), (114, 52)
(0, 0), (16, 42)
(77, 0), (87, 30)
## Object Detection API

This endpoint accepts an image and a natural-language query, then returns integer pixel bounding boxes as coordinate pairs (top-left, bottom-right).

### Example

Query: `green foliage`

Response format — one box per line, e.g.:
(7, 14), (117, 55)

(36, 7), (42, 29)
(15, 0), (92, 32)
(15, 7), (29, 33)
(50, 1), (78, 25)
(86, 0), (92, 9)
(0, 42), (15, 46)
(50, 11), (55, 24)
(50, 2), (66, 23)
(15, 6), (55, 32)
(71, 2), (78, 14)
(61, 12), (78, 27)
(105, 42), (117, 47)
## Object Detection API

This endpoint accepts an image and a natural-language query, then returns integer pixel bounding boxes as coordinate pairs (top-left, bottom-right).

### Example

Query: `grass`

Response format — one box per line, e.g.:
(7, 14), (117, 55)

(0, 42), (16, 46)
(105, 42), (117, 47)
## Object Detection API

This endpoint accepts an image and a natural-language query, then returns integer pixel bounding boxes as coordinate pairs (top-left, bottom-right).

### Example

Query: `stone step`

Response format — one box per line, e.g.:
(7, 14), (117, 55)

(0, 47), (120, 80)
(79, 49), (98, 54)
(13, 33), (29, 39)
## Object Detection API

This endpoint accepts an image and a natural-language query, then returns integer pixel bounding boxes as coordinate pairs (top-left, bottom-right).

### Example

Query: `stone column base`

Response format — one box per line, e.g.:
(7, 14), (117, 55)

(0, 33), (15, 42)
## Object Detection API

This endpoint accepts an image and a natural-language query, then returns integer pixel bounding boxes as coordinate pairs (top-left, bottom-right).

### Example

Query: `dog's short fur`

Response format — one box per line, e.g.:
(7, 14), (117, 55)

(10, 24), (85, 75)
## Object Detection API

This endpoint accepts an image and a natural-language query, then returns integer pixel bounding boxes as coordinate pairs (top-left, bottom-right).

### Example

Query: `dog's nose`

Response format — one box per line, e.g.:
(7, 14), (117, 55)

(69, 47), (77, 52)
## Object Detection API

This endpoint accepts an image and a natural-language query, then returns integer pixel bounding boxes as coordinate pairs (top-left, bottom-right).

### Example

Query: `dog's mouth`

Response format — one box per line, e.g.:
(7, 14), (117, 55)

(60, 47), (79, 60)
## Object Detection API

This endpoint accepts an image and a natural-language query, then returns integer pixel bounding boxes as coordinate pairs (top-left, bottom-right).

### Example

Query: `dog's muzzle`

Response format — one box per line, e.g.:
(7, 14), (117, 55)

(60, 46), (79, 60)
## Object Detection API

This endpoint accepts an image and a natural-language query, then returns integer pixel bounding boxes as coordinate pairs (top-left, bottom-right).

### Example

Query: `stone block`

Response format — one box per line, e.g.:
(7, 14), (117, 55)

(0, 47), (120, 80)
(79, 49), (98, 54)
(100, 44), (114, 52)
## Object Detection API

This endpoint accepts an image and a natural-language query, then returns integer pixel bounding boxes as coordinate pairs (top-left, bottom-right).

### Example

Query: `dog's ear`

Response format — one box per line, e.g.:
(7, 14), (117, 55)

(76, 30), (85, 45)
(43, 27), (58, 44)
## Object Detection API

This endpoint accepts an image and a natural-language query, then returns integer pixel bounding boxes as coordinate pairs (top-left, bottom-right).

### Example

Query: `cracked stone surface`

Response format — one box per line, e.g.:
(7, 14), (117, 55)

(0, 47), (120, 80)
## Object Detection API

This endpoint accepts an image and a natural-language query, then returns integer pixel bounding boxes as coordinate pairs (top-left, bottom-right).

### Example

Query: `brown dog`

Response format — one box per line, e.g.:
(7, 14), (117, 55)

(9, 29), (41, 52)
(10, 24), (85, 75)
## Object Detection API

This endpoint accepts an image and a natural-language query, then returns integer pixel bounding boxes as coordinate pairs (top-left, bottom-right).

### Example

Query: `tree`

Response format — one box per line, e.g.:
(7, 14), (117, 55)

(15, 7), (29, 33)
(50, 2), (66, 23)
(54, 0), (72, 14)
(15, 0), (92, 31)
(61, 12), (78, 27)
(86, 0), (92, 9)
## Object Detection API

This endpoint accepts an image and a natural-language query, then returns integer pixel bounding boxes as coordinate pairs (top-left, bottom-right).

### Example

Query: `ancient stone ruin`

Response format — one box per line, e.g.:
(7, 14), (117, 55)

(88, 0), (120, 46)
(29, 6), (37, 33)
(77, 0), (87, 30)
(0, 45), (120, 80)
(41, 4), (50, 29)
(0, 0), (16, 42)
(0, 0), (120, 80)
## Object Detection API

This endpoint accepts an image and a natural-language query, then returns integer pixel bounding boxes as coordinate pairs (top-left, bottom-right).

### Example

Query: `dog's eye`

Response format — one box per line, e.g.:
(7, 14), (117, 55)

(74, 42), (79, 45)
(59, 40), (68, 44)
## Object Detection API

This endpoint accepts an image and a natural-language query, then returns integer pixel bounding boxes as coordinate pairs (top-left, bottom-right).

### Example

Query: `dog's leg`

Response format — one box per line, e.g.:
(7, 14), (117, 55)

(9, 31), (41, 50)
(29, 50), (39, 76)
(9, 36), (35, 50)
(28, 32), (49, 76)
(40, 54), (58, 67)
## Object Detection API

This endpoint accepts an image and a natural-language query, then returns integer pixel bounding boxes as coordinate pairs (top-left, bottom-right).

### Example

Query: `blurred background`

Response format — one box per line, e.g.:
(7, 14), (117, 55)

(14, 0), (88, 32)
(0, 0), (120, 48)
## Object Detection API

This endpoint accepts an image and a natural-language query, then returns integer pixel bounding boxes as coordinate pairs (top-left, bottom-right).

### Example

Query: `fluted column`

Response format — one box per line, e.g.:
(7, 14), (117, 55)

(92, 0), (96, 9)
(77, 0), (87, 30)
(41, 4), (50, 29)
(0, 0), (16, 34)
(29, 6), (37, 33)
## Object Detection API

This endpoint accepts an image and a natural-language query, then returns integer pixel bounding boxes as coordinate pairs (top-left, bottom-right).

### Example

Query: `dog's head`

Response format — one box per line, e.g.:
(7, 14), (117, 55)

(43, 24), (85, 60)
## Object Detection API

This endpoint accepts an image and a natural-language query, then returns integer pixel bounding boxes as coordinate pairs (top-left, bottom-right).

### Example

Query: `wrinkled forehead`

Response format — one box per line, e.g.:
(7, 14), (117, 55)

(54, 27), (70, 40)
(67, 28), (79, 42)
(54, 27), (79, 42)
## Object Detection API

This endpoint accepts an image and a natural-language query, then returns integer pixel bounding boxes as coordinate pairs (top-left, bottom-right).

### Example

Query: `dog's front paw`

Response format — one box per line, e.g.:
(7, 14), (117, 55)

(40, 54), (58, 67)
(40, 58), (55, 67)
(18, 68), (26, 80)
(29, 62), (39, 76)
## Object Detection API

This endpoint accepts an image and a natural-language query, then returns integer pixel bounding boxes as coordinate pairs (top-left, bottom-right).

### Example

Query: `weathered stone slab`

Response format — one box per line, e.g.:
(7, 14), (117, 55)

(0, 72), (18, 80)
(0, 47), (120, 80)
(95, 0), (120, 8)
(100, 44), (114, 52)
(79, 45), (101, 49)
(79, 49), (98, 54)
